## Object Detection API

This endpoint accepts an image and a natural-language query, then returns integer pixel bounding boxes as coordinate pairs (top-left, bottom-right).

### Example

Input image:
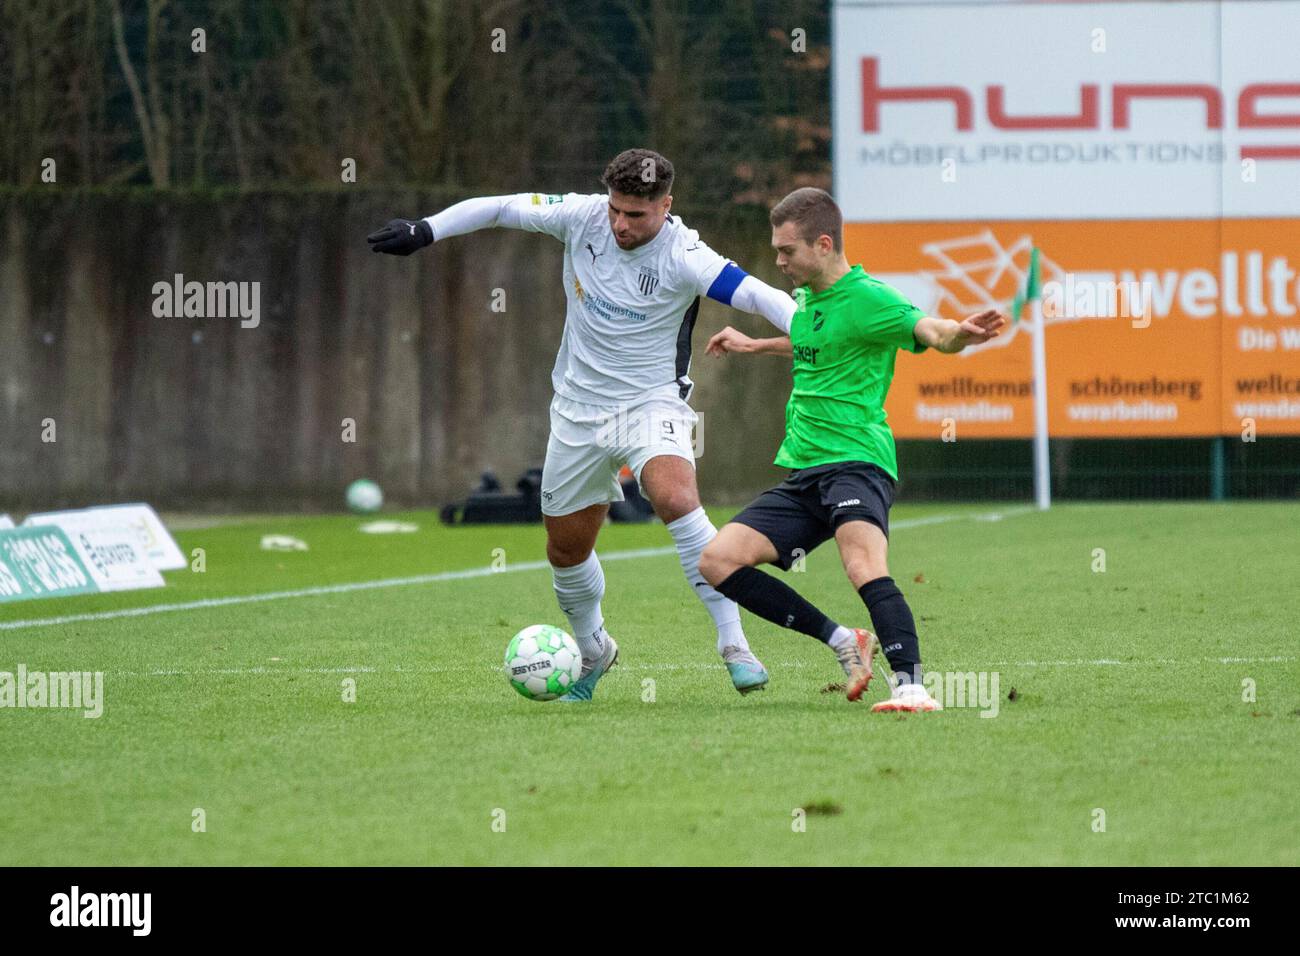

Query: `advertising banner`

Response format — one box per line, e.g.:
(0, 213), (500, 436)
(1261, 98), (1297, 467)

(833, 1), (1300, 437)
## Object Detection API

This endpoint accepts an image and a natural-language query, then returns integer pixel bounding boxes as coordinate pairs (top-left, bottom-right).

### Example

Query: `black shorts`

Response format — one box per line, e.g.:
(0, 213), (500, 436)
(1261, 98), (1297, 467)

(729, 461), (895, 571)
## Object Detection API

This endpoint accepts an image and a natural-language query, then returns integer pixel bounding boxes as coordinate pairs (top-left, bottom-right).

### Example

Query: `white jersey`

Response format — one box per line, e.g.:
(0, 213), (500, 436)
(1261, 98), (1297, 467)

(425, 191), (796, 407)
(512, 192), (738, 404)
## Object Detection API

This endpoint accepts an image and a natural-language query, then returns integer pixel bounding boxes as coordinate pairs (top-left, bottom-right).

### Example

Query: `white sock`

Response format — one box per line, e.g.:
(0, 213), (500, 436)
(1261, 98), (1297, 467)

(827, 626), (856, 652)
(665, 507), (751, 657)
(552, 552), (607, 663)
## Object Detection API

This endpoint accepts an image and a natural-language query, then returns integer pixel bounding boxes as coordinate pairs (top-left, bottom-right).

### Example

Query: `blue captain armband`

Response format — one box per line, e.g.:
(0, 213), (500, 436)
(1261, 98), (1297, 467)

(705, 262), (748, 305)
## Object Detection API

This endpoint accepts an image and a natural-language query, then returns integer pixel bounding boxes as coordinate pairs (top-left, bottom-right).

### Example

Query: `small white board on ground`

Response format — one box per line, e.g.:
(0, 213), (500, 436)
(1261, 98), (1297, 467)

(261, 535), (309, 552)
(358, 521), (418, 534)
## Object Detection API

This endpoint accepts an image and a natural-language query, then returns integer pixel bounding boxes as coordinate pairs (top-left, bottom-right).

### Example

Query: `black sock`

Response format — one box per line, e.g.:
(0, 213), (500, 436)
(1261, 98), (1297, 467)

(715, 566), (840, 643)
(858, 576), (921, 683)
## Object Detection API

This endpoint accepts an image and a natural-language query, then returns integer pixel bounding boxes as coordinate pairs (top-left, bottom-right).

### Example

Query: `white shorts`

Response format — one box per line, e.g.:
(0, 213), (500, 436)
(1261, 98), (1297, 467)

(541, 391), (698, 517)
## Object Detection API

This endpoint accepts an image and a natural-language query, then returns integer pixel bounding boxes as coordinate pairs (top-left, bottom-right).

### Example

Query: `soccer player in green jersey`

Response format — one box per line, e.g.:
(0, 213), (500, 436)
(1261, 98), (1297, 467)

(699, 188), (1006, 711)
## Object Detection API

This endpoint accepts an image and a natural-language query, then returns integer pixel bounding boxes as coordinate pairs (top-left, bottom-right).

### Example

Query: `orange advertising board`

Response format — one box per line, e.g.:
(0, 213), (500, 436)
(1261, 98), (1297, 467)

(1219, 220), (1300, 436)
(845, 220), (1300, 438)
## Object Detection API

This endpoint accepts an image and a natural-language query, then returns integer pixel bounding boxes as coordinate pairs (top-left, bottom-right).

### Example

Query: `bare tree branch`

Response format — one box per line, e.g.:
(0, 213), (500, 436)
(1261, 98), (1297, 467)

(108, 0), (168, 185)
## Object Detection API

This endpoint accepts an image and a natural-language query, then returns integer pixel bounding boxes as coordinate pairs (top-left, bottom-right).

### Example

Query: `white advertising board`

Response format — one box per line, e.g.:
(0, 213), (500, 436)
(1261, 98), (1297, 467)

(24, 504), (185, 571)
(833, 1), (1300, 221)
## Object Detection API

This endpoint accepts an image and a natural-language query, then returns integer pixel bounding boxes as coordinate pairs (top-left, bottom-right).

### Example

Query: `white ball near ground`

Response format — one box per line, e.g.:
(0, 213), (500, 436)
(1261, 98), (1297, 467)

(346, 479), (383, 514)
(503, 624), (582, 701)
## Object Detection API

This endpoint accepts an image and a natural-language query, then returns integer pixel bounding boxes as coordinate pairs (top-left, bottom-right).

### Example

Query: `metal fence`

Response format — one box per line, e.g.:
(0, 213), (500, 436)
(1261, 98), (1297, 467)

(897, 438), (1300, 501)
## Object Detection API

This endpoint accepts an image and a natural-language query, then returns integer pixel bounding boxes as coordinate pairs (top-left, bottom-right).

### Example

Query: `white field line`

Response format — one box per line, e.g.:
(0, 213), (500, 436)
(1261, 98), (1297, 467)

(116, 661), (816, 678)
(0, 508), (1035, 633)
(951, 656), (1297, 668)
(113, 654), (1297, 679)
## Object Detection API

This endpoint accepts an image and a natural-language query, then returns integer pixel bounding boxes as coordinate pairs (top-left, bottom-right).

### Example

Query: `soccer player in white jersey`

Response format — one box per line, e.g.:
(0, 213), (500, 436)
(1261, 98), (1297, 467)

(367, 149), (796, 701)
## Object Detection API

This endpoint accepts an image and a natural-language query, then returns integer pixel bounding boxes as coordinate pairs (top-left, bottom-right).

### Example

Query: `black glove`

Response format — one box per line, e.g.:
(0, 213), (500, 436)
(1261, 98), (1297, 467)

(367, 218), (434, 255)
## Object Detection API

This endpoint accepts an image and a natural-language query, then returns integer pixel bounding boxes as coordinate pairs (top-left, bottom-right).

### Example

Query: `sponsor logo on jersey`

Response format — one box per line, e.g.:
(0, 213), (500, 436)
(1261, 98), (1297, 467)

(637, 266), (660, 296)
(835, 498), (862, 508)
(585, 241), (605, 264)
(812, 309), (826, 331)
(531, 194), (562, 205)
(583, 290), (649, 323)
(793, 344), (821, 364)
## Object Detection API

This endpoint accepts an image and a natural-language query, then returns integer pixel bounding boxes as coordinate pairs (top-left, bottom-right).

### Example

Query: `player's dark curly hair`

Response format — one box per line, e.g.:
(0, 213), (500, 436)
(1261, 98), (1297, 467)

(770, 187), (843, 252)
(601, 148), (674, 200)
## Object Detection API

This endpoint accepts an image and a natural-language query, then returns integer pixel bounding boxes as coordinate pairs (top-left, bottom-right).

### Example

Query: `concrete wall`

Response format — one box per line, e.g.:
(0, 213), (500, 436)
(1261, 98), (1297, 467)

(0, 190), (792, 512)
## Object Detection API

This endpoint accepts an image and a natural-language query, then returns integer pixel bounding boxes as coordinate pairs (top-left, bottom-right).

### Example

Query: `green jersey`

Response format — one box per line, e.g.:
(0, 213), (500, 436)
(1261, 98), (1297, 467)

(773, 264), (927, 480)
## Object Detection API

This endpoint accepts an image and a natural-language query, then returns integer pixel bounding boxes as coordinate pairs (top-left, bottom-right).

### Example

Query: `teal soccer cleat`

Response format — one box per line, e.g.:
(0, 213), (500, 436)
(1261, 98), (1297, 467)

(557, 634), (619, 702)
(722, 646), (769, 695)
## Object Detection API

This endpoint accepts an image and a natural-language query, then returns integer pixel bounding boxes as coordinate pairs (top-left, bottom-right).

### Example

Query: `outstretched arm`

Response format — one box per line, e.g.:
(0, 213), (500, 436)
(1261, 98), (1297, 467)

(913, 309), (1007, 353)
(697, 267), (796, 359)
(421, 195), (539, 241)
(367, 193), (582, 255)
(680, 238), (798, 336)
(706, 326), (792, 358)
(702, 263), (797, 335)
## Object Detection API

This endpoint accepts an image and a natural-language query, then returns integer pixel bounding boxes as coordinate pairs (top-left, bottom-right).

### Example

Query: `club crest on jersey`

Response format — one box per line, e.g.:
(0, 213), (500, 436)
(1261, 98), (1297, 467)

(637, 266), (660, 297)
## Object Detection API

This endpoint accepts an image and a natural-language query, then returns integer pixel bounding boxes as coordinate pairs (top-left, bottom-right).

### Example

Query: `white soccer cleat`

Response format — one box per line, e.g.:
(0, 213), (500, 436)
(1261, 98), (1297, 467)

(871, 680), (943, 713)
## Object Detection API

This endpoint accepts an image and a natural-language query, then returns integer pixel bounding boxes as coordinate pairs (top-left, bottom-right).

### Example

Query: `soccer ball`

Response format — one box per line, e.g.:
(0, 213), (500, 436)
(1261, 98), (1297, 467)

(503, 625), (582, 701)
(346, 479), (383, 514)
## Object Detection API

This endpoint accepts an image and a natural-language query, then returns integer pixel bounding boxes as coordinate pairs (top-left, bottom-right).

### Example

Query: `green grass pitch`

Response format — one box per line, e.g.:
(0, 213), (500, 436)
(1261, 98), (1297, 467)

(1, 502), (1297, 866)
